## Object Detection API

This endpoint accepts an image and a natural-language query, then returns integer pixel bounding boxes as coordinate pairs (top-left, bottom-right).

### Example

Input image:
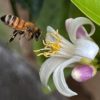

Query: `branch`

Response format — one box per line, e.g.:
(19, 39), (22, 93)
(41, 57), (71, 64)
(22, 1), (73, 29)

(0, 42), (68, 100)
(19, 36), (38, 70)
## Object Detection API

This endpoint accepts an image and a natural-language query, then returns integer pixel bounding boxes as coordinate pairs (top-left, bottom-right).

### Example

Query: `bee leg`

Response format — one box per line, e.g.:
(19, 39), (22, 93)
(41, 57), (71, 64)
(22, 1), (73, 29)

(28, 32), (34, 40)
(9, 30), (24, 42)
(30, 34), (34, 39)
(25, 26), (34, 40)
(18, 31), (24, 35)
(9, 30), (18, 42)
(17, 31), (24, 40)
(24, 31), (33, 41)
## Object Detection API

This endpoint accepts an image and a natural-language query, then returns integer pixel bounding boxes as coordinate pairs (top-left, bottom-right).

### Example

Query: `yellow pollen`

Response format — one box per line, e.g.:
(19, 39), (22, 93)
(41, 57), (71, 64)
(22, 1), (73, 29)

(34, 31), (61, 57)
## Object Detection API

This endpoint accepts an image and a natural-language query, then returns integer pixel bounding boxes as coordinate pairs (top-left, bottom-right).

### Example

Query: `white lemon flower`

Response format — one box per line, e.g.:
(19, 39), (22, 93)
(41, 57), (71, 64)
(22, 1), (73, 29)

(35, 17), (99, 97)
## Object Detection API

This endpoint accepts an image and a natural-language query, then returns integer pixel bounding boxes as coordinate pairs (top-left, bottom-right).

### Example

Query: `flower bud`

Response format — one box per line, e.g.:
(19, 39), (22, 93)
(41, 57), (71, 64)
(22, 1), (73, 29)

(71, 64), (96, 82)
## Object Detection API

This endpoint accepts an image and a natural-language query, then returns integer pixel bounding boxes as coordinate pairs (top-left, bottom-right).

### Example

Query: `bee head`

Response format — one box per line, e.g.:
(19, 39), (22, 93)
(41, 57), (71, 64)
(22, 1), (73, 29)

(34, 28), (41, 40)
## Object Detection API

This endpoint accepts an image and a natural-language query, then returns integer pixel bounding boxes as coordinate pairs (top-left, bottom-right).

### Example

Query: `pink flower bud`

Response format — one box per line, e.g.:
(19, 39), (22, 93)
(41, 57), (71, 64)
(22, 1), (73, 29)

(71, 64), (96, 82)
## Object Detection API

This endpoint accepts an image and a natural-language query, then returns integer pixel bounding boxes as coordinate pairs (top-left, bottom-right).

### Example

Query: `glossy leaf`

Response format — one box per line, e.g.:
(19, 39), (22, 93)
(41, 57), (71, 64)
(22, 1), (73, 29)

(71, 0), (100, 25)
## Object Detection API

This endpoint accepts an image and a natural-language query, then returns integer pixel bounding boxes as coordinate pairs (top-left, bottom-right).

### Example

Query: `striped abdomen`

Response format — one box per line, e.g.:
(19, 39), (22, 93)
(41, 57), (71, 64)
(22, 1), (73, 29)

(0, 15), (25, 30)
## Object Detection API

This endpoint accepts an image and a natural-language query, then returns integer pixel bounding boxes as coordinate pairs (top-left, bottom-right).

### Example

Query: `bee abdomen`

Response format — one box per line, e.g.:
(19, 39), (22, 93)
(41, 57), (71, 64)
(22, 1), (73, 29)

(0, 15), (25, 30)
(15, 18), (25, 30)
(0, 15), (16, 26)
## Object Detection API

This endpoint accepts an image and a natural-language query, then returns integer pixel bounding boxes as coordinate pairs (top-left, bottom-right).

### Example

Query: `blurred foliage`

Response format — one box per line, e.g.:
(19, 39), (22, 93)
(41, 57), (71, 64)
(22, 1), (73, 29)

(11, 0), (44, 20)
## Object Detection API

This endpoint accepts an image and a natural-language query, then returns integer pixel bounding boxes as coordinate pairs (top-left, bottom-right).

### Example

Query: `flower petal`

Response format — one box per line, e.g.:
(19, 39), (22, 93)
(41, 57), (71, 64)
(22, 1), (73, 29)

(45, 27), (75, 58)
(53, 56), (81, 97)
(75, 39), (99, 60)
(47, 26), (56, 33)
(54, 42), (75, 58)
(76, 26), (87, 39)
(65, 17), (95, 43)
(39, 56), (66, 89)
(45, 26), (58, 42)
(65, 18), (88, 39)
(46, 26), (72, 44)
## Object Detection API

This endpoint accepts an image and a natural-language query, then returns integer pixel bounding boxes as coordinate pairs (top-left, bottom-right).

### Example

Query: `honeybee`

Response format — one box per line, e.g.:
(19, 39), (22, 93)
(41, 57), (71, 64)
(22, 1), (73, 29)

(0, 15), (41, 42)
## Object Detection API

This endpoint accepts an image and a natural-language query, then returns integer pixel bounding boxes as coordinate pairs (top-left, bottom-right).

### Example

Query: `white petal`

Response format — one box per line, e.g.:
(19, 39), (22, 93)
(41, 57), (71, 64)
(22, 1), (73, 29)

(46, 26), (70, 43)
(45, 26), (57, 42)
(39, 57), (66, 88)
(47, 26), (56, 33)
(65, 18), (88, 39)
(65, 17), (95, 43)
(46, 26), (73, 46)
(53, 56), (81, 97)
(75, 39), (99, 60)
(54, 44), (75, 58)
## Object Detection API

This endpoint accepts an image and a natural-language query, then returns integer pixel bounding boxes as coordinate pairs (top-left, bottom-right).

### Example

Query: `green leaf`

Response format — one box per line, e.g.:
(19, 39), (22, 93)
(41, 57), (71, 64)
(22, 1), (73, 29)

(71, 0), (100, 25)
